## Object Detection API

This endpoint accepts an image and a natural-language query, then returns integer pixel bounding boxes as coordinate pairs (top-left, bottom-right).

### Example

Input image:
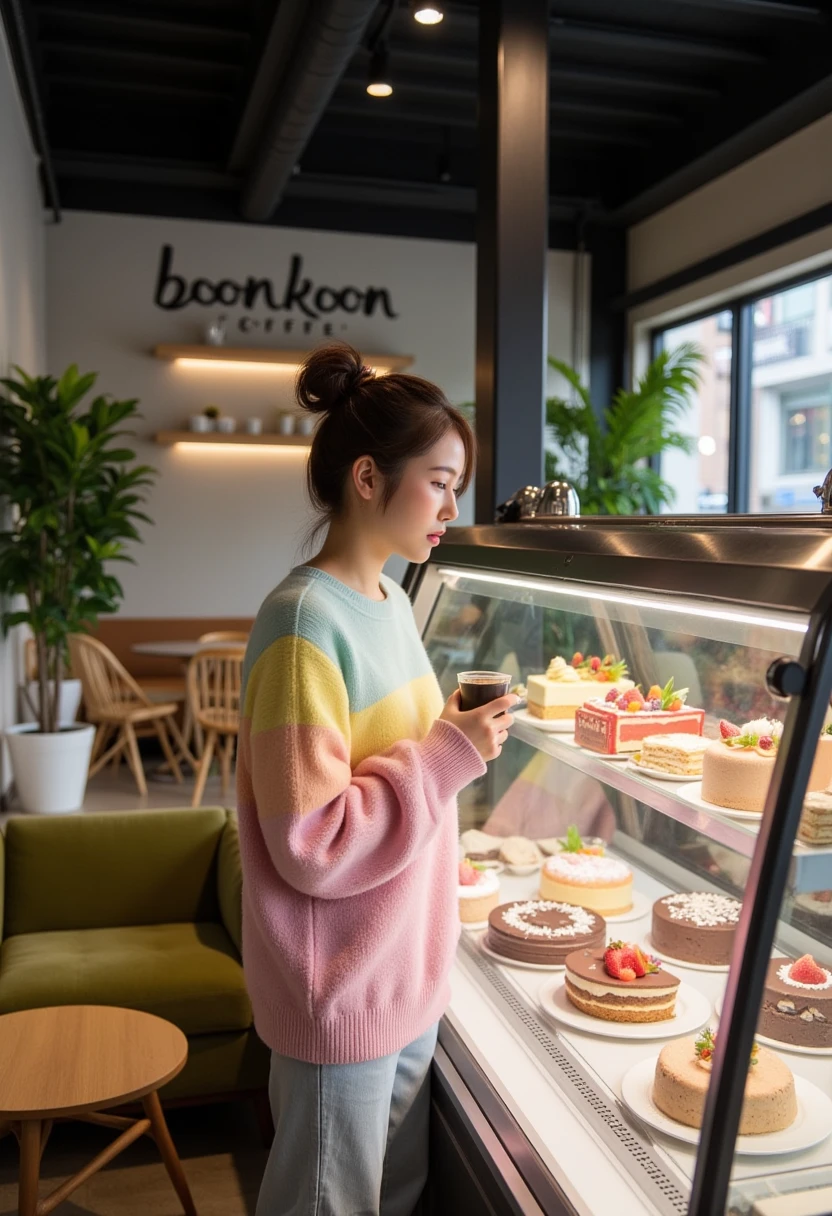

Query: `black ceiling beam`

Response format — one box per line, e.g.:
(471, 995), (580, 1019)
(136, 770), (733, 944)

(39, 41), (241, 82)
(1, 0), (60, 220)
(549, 63), (720, 100)
(52, 154), (241, 190)
(33, 6), (250, 48)
(548, 19), (766, 63)
(652, 0), (822, 19)
(48, 74), (233, 104)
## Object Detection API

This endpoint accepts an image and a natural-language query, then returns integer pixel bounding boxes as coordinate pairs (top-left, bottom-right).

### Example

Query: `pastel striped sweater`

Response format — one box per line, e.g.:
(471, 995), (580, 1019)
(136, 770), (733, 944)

(237, 565), (486, 1064)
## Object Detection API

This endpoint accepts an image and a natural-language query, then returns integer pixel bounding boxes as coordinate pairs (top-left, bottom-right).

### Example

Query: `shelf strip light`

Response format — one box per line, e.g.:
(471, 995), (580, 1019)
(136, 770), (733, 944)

(172, 441), (311, 454)
(437, 567), (808, 634)
(172, 358), (394, 374)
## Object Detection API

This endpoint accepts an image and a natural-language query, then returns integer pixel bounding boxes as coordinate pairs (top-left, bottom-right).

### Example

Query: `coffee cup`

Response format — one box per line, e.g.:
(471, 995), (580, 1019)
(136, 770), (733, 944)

(457, 671), (512, 712)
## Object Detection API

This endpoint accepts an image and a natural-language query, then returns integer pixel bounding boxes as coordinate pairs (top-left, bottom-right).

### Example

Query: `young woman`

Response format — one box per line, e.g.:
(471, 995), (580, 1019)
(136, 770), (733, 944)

(237, 344), (516, 1216)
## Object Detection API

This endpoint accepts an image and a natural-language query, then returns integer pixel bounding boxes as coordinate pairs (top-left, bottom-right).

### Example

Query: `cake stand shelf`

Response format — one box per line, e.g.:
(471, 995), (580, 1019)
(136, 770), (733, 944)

(510, 719), (829, 893)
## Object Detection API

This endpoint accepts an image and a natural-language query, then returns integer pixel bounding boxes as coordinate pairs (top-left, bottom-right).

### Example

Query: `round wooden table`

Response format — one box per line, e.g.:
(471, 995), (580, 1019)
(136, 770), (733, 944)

(0, 1005), (197, 1216)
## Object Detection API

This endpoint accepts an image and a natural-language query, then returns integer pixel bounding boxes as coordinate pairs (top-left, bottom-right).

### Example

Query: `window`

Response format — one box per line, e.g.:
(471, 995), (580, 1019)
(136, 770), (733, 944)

(653, 268), (832, 514)
(657, 311), (732, 514)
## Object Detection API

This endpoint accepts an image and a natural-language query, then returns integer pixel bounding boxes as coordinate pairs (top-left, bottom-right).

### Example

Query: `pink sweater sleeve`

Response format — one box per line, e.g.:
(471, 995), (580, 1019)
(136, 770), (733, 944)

(238, 636), (486, 900)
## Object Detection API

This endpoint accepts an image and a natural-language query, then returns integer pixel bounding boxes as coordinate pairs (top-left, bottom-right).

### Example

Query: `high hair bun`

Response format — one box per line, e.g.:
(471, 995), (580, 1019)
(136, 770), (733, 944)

(296, 342), (375, 415)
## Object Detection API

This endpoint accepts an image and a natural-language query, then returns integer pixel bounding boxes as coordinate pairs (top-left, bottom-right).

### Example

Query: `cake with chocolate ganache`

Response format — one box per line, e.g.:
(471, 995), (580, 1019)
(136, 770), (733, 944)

(565, 943), (680, 1023)
(758, 954), (832, 1050)
(651, 891), (741, 966)
(485, 899), (606, 966)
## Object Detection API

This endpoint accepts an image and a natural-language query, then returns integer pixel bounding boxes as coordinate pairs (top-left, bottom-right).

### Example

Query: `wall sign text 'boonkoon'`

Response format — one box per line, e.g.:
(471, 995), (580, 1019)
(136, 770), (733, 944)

(153, 245), (398, 321)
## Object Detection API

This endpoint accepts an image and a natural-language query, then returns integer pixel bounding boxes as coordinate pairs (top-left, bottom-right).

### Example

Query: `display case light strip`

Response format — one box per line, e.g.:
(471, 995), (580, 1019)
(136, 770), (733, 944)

(437, 567), (807, 634)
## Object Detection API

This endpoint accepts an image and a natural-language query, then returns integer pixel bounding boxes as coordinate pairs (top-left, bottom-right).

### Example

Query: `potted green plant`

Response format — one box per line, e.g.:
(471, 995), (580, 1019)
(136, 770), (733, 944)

(0, 365), (156, 812)
(545, 343), (703, 514)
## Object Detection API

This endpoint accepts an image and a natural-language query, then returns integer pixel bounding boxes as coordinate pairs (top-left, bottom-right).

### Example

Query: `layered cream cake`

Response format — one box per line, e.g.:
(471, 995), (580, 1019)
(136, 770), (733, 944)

(702, 719), (832, 814)
(565, 944), (680, 1023)
(527, 654), (632, 721)
(458, 861), (501, 924)
(636, 734), (710, 777)
(485, 899), (606, 965)
(798, 791), (832, 845)
(574, 679), (704, 755)
(539, 852), (633, 915)
(653, 1031), (797, 1135)
(651, 891), (741, 966)
(758, 954), (832, 1050)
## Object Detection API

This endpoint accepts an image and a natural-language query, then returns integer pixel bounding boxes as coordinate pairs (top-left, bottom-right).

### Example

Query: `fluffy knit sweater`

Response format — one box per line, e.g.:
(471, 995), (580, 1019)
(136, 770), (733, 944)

(236, 565), (486, 1064)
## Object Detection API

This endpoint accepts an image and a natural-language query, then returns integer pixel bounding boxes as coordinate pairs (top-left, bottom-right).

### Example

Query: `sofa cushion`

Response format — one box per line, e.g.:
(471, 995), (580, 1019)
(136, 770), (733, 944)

(0, 922), (252, 1036)
(3, 807), (227, 935)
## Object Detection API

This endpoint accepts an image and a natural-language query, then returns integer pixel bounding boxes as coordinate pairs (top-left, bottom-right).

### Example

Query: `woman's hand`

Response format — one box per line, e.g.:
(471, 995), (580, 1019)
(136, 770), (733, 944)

(440, 690), (518, 761)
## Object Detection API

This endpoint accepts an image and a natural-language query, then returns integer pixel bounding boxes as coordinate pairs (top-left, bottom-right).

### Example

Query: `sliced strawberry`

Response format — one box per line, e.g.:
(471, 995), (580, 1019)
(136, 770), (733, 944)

(619, 945), (644, 977)
(572, 652), (583, 666)
(590, 656), (601, 671)
(720, 719), (741, 739)
(458, 861), (479, 886)
(816, 891), (832, 904)
(619, 967), (636, 982)
(757, 735), (774, 751)
(605, 687), (619, 703)
(603, 946), (626, 979)
(789, 954), (828, 985)
(628, 687), (646, 704)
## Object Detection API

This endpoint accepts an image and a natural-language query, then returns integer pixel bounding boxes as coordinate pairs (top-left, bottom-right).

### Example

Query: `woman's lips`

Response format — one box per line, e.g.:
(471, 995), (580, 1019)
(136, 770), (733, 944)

(427, 532), (443, 546)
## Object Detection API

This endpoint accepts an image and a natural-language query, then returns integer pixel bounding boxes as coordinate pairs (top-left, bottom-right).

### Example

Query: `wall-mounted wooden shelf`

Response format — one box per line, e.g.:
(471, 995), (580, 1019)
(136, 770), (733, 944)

(153, 344), (414, 372)
(155, 431), (311, 447)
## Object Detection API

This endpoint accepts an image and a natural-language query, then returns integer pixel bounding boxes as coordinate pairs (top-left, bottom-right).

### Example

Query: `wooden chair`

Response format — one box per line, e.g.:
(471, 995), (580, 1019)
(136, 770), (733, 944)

(68, 634), (195, 797)
(188, 649), (244, 807)
(198, 631), (249, 644)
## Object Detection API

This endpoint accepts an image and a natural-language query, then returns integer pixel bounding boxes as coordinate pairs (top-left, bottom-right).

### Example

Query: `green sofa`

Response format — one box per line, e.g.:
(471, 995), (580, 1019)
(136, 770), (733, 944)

(0, 806), (270, 1115)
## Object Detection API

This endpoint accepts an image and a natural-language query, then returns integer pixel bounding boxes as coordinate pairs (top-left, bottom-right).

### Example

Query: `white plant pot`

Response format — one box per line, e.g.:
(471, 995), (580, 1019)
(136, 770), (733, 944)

(5, 722), (95, 813)
(19, 678), (83, 726)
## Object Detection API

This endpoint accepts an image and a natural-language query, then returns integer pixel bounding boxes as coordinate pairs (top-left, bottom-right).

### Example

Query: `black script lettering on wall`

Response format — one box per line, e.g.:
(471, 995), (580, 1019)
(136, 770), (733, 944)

(153, 246), (398, 321)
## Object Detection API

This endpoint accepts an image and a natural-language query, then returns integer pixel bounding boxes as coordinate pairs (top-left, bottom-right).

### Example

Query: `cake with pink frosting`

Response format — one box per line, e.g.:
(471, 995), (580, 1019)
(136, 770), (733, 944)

(539, 852), (632, 915)
(458, 860), (501, 924)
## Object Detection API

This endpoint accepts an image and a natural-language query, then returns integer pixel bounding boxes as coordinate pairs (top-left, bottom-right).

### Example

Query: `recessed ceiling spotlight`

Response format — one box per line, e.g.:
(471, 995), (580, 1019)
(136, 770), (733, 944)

(413, 3), (444, 23)
(367, 44), (393, 97)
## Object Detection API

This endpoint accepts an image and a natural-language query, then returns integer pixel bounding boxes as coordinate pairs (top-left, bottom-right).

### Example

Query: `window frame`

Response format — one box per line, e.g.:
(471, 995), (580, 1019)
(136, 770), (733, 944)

(650, 261), (832, 514)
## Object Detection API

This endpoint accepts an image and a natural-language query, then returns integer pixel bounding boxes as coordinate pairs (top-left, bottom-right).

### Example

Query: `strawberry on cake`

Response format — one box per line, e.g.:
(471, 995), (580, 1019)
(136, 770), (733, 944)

(574, 679), (704, 755)
(703, 717), (832, 814)
(565, 942), (680, 1023)
(540, 848), (633, 915)
(527, 653), (632, 722)
(458, 860), (500, 925)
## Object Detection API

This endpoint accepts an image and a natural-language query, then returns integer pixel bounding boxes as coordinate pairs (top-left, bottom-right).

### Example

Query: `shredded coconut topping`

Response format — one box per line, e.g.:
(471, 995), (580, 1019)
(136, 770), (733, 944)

(661, 892), (740, 927)
(501, 900), (597, 939)
(544, 853), (631, 882)
(777, 963), (832, 990)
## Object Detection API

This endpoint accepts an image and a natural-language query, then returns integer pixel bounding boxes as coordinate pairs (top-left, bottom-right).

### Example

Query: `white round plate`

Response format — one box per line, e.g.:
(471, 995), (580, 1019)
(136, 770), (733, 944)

(714, 994), (832, 1055)
(620, 1057), (832, 1155)
(480, 939), (565, 972)
(604, 889), (651, 924)
(538, 974), (710, 1041)
(504, 861), (542, 876)
(643, 934), (731, 974)
(626, 757), (701, 784)
(513, 708), (575, 734)
(461, 919), (488, 932)
(676, 782), (763, 822)
(584, 749), (631, 762)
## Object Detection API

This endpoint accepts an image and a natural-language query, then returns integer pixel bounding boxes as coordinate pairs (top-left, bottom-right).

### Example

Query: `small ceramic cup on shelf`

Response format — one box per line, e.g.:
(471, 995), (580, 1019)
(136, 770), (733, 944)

(189, 415), (212, 433)
(278, 413), (296, 436)
(297, 415), (316, 436)
(246, 417), (263, 435)
(217, 416), (236, 434)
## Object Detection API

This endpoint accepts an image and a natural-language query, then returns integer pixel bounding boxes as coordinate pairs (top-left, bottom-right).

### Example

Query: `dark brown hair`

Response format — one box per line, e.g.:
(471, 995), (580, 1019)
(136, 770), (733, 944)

(297, 342), (475, 532)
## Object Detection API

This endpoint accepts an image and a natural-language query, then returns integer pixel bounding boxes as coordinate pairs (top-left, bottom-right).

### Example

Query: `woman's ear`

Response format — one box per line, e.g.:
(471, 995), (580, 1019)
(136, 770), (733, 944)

(352, 456), (379, 502)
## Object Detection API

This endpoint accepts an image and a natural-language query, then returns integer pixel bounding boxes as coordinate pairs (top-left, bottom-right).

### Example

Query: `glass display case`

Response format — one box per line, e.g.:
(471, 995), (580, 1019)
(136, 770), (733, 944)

(409, 519), (832, 1216)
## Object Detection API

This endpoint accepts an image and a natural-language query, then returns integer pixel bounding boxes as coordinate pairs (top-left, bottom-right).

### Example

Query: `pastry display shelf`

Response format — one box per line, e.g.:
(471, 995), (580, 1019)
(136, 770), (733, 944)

(510, 718), (830, 894)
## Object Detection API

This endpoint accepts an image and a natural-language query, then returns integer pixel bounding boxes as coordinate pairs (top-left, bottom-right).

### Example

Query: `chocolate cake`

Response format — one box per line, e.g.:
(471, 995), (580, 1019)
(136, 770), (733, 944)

(485, 899), (605, 966)
(564, 947), (680, 1023)
(652, 891), (741, 966)
(758, 955), (832, 1050)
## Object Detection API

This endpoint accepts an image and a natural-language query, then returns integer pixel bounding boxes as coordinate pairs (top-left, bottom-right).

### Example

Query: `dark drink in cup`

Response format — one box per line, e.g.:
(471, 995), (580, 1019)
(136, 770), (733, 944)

(457, 671), (512, 712)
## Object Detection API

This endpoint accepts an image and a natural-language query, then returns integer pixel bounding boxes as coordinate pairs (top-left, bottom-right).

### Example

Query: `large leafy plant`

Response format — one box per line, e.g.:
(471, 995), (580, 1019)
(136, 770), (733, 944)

(0, 366), (156, 733)
(545, 343), (703, 515)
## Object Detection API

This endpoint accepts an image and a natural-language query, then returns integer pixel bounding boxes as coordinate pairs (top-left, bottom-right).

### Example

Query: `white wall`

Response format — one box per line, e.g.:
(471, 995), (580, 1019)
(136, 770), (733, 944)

(0, 22), (47, 787)
(47, 211), (582, 617)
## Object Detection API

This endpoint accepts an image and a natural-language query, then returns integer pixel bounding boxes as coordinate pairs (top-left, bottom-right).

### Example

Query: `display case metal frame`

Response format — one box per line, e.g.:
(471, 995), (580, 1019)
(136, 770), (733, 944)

(410, 516), (832, 1216)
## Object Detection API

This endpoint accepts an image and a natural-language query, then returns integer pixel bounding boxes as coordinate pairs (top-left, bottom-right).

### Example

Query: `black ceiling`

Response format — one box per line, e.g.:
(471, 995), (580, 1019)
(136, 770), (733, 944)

(5, 0), (832, 245)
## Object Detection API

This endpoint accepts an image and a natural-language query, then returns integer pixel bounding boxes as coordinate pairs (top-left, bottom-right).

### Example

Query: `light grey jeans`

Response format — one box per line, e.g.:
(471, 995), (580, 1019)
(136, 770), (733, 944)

(255, 1022), (438, 1216)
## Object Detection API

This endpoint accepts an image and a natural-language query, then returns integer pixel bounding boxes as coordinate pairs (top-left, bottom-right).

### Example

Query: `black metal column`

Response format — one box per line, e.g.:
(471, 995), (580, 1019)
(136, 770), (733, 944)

(475, 0), (549, 524)
(588, 223), (626, 417)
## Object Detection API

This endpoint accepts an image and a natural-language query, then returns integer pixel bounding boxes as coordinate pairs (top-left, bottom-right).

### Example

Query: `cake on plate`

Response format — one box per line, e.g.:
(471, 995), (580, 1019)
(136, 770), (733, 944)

(795, 888), (832, 930)
(565, 943), (680, 1023)
(498, 836), (542, 868)
(635, 734), (711, 778)
(574, 679), (704, 755)
(527, 653), (632, 721)
(653, 1029), (797, 1134)
(484, 899), (606, 965)
(651, 891), (741, 966)
(758, 954), (832, 1050)
(539, 852), (633, 915)
(798, 791), (832, 846)
(458, 829), (502, 863)
(702, 718), (832, 814)
(458, 860), (501, 925)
